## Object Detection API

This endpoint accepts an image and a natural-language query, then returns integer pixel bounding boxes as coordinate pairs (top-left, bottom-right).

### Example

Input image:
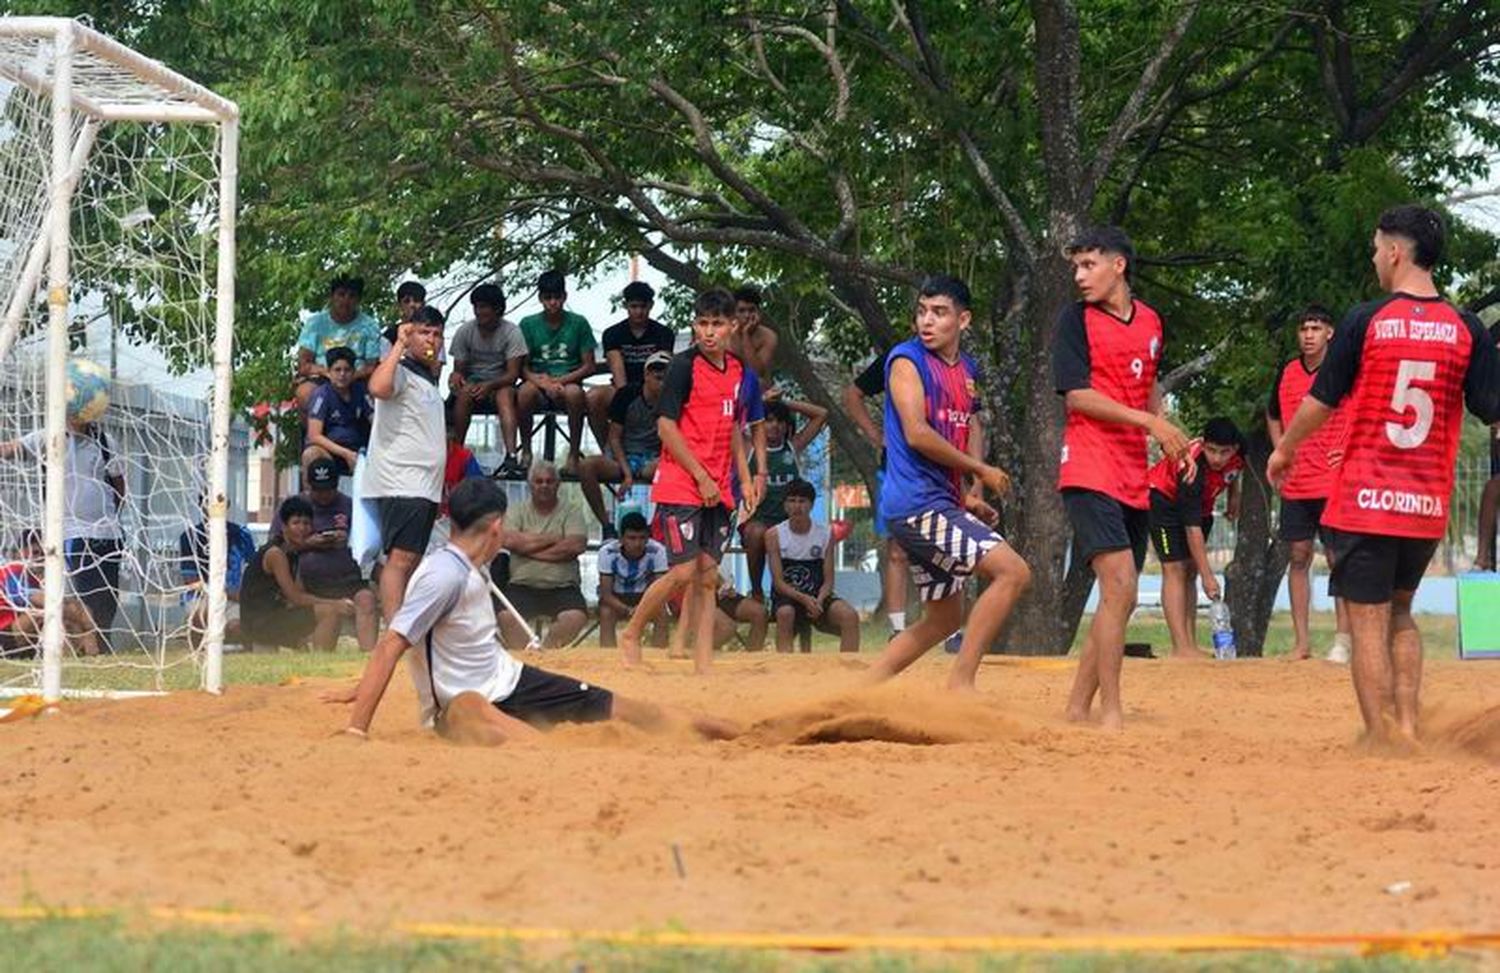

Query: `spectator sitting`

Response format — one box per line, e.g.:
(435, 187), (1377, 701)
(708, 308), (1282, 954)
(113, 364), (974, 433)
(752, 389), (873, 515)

(0, 530), (99, 658)
(366, 305), (447, 622)
(766, 479), (860, 653)
(740, 397), (827, 599)
(578, 350), (669, 536)
(396, 279), (426, 321)
(301, 346), (370, 476)
(588, 281), (675, 451)
(239, 496), (357, 651)
(518, 270), (598, 474)
(295, 274), (381, 409)
(178, 502), (258, 651)
(448, 284), (528, 471)
(499, 461), (590, 649)
(269, 458), (378, 652)
(443, 408), (486, 515)
(596, 512), (669, 649)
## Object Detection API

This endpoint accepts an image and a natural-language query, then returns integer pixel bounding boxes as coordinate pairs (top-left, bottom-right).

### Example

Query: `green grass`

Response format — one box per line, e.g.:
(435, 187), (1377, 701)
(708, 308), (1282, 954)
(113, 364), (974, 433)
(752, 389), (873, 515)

(0, 917), (1476, 972)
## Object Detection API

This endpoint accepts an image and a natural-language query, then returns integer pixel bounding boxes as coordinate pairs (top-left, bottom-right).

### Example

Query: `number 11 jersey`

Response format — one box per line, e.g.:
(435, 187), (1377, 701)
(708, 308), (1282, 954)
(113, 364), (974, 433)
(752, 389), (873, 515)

(1311, 293), (1500, 539)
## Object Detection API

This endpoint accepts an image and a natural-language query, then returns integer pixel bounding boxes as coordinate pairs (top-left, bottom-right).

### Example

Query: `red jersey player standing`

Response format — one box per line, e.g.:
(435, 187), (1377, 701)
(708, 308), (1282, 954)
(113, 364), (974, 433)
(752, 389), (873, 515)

(1270, 205), (1500, 746)
(1266, 305), (1352, 661)
(1053, 226), (1190, 730)
(619, 289), (764, 674)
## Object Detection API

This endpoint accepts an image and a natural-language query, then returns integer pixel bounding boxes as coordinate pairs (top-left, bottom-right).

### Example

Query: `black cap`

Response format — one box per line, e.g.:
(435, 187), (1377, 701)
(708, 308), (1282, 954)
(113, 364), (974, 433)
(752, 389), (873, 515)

(307, 457), (339, 488)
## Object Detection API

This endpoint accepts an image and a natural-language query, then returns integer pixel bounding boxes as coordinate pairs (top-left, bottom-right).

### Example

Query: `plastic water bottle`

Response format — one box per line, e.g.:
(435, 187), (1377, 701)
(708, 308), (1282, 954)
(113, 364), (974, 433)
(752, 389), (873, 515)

(1210, 597), (1236, 660)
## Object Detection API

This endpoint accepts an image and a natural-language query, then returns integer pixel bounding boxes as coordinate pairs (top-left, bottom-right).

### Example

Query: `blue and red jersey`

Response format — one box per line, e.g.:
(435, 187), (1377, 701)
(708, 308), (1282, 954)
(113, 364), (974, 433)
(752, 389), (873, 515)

(878, 337), (980, 522)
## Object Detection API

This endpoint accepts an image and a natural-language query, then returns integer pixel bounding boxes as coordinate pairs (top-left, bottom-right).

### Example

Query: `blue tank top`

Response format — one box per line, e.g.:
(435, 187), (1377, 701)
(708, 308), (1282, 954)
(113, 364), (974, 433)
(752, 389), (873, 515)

(878, 337), (980, 523)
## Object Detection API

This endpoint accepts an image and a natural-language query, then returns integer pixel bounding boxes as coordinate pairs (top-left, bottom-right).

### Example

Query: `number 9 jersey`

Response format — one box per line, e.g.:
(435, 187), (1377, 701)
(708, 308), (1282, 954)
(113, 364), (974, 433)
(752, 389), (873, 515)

(1311, 293), (1500, 539)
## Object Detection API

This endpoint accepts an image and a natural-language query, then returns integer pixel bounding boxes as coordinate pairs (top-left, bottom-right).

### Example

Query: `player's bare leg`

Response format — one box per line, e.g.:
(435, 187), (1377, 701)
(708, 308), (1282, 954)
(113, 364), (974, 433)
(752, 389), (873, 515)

(741, 520), (768, 600)
(309, 602), (345, 651)
(578, 455), (622, 530)
(353, 589), (378, 652)
(1389, 590), (1423, 745)
(737, 597), (768, 651)
(947, 543), (1030, 692)
(1286, 539), (1314, 659)
(621, 560), (695, 668)
(1066, 549), (1136, 730)
(544, 609), (587, 649)
(884, 540), (909, 631)
(1160, 560), (1205, 659)
(865, 594), (962, 682)
(610, 694), (741, 740)
(670, 581), (698, 659)
(692, 555), (718, 675)
(1347, 600), (1396, 744)
(439, 691), (546, 746)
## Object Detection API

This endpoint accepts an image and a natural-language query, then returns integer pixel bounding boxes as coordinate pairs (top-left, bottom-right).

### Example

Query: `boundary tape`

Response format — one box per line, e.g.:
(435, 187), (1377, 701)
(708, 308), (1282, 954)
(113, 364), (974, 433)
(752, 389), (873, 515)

(0, 906), (1497, 957)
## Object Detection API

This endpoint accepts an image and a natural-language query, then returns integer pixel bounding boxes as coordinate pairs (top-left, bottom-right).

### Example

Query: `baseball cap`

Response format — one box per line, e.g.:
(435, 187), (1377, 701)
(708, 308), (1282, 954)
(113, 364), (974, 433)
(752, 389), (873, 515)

(307, 457), (339, 488)
(645, 351), (672, 370)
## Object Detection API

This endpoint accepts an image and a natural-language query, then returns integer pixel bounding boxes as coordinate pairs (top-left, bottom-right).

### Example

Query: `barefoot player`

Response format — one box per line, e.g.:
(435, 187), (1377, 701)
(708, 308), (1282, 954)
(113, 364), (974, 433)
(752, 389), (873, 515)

(329, 478), (736, 743)
(619, 289), (764, 674)
(1268, 305), (1352, 661)
(1269, 205), (1500, 746)
(865, 276), (1031, 692)
(1055, 226), (1190, 730)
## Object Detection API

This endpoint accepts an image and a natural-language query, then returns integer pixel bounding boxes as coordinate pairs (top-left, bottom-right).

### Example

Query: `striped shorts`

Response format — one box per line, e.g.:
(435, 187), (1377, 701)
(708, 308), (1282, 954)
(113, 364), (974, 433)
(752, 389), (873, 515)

(886, 505), (1002, 602)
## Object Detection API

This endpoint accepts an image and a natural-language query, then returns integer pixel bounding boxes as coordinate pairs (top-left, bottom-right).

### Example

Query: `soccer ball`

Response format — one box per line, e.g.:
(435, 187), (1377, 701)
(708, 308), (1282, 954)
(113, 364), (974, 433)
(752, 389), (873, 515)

(65, 358), (110, 423)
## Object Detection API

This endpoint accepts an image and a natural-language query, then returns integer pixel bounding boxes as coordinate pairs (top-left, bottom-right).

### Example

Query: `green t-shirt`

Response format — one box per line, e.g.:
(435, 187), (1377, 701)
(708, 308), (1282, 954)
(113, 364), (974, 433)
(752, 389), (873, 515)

(519, 311), (596, 377)
(506, 497), (590, 589)
(752, 440), (802, 525)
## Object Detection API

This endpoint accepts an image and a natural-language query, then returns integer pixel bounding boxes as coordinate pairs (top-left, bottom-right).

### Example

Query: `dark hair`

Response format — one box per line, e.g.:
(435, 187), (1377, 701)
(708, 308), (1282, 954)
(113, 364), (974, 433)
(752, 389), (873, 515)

(278, 495), (314, 523)
(622, 281), (655, 303)
(18, 528), (41, 552)
(396, 280), (426, 303)
(537, 270), (567, 296)
(619, 511), (650, 534)
(471, 283), (505, 311)
(324, 345), (356, 368)
(785, 478), (816, 502)
(1377, 204), (1445, 270)
(764, 400), (793, 426)
(329, 274), (364, 297)
(449, 478), (509, 531)
(1202, 417), (1243, 449)
(733, 285), (762, 306)
(694, 288), (737, 319)
(413, 304), (446, 328)
(1297, 304), (1334, 328)
(1066, 226), (1135, 278)
(917, 275), (972, 311)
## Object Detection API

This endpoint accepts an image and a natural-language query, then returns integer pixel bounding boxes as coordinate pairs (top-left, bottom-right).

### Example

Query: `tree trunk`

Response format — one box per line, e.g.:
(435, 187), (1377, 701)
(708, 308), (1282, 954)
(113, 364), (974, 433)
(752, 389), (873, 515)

(993, 253), (1094, 654)
(1223, 429), (1286, 656)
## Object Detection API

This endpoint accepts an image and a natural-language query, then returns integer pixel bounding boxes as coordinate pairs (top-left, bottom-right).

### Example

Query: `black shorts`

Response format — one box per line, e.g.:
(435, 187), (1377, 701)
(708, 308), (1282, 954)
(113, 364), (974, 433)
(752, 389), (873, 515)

(654, 503), (733, 565)
(716, 592), (747, 617)
(1149, 517), (1213, 565)
(241, 602), (317, 648)
(773, 594), (848, 635)
(495, 664), (614, 727)
(1279, 497), (1328, 543)
(1324, 530), (1439, 605)
(374, 497), (438, 555)
(446, 390), (502, 415)
(1063, 488), (1147, 571)
(506, 583), (587, 621)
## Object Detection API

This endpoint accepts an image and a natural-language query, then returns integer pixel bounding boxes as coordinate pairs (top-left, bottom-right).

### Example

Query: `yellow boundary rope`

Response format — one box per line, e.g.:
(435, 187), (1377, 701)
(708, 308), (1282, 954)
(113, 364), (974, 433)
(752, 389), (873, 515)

(0, 906), (1496, 957)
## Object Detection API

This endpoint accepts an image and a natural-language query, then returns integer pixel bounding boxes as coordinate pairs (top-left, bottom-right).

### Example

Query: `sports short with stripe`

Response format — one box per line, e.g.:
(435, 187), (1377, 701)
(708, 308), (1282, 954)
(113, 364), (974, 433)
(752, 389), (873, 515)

(885, 504), (1002, 602)
(494, 664), (614, 727)
(1063, 487), (1147, 571)
(654, 503), (733, 566)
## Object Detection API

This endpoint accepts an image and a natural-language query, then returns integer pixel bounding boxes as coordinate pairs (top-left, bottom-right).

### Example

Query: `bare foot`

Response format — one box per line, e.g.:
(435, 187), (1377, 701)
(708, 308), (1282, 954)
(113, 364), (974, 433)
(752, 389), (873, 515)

(1064, 705), (1091, 724)
(944, 679), (982, 697)
(1098, 707), (1125, 732)
(692, 714), (740, 740)
(1289, 644), (1311, 661)
(619, 628), (643, 668)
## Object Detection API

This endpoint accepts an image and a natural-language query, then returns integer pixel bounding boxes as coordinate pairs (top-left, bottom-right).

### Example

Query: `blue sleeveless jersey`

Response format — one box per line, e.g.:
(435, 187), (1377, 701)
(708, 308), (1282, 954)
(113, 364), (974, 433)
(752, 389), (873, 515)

(878, 338), (980, 523)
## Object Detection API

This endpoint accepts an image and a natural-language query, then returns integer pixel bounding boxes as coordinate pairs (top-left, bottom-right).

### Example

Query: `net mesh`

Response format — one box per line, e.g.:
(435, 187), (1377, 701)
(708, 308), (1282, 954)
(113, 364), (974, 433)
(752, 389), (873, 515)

(0, 28), (229, 692)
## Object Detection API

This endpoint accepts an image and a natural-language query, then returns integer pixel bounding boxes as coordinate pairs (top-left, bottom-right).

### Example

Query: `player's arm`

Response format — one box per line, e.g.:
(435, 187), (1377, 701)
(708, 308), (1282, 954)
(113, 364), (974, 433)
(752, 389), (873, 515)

(501, 530), (554, 556)
(1185, 525), (1219, 600)
(753, 328), (778, 377)
(559, 348), (597, 387)
(296, 345), (324, 381)
(499, 350), (525, 389)
(264, 547), (344, 611)
(532, 530), (588, 562)
(744, 421), (767, 515)
(450, 354), (470, 391)
(889, 357), (1010, 495)
(306, 415), (358, 471)
(340, 627), (413, 735)
(788, 399), (828, 452)
(963, 414), (1001, 524)
(1148, 380), (1165, 416)
(606, 348), (628, 389)
(817, 532), (837, 604)
(367, 327), (409, 400)
(608, 420), (632, 490)
(1064, 389), (1188, 459)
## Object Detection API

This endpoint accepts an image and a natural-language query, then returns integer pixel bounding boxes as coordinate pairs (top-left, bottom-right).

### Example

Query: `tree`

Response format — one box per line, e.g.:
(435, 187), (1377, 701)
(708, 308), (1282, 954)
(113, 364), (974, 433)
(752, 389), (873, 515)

(30, 0), (1500, 652)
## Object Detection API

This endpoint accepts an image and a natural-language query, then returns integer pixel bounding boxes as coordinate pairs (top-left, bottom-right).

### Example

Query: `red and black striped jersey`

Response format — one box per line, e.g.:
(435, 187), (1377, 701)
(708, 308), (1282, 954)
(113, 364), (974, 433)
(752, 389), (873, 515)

(1312, 293), (1500, 539)
(1269, 357), (1349, 500)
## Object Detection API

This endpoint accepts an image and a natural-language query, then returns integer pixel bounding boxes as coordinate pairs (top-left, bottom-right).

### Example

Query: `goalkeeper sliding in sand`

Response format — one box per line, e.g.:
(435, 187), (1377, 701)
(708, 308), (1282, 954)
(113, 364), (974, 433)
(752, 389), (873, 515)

(327, 478), (736, 744)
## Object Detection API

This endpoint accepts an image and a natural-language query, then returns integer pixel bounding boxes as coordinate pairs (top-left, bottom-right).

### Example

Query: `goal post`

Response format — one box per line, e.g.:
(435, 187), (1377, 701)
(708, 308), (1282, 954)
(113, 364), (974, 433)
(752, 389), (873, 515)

(0, 17), (238, 700)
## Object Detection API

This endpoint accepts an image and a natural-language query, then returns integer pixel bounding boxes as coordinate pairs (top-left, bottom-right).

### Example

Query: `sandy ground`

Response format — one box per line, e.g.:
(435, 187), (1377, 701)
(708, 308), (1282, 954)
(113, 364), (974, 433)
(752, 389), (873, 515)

(2, 650), (1499, 939)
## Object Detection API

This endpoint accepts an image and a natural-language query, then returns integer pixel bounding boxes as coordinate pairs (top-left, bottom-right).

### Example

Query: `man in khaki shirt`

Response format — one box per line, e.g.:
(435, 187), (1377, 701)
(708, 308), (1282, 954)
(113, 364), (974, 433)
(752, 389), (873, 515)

(500, 461), (590, 648)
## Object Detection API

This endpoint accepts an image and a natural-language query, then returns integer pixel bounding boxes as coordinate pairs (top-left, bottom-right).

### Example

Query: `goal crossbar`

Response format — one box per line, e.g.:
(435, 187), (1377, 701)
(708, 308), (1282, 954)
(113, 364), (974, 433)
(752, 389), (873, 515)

(0, 17), (237, 124)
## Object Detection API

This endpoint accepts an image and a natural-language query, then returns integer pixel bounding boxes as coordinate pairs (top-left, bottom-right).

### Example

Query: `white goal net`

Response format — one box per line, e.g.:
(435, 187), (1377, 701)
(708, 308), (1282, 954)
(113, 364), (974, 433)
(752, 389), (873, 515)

(0, 18), (237, 699)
